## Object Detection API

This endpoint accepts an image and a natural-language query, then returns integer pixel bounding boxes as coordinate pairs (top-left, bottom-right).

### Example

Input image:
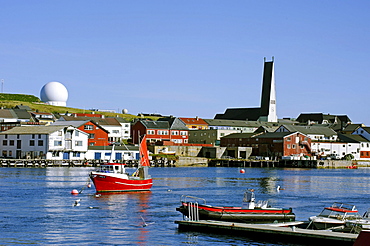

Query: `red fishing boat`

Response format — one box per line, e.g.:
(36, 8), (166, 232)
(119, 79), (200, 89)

(90, 135), (153, 192)
(176, 189), (295, 223)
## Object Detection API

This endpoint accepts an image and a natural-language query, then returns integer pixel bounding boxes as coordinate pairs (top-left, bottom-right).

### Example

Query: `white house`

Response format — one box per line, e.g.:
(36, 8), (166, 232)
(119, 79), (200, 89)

(85, 145), (140, 161)
(0, 125), (88, 160)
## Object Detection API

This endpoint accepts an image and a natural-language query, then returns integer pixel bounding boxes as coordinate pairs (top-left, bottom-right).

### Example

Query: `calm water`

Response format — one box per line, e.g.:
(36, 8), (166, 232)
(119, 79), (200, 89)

(1, 166), (370, 245)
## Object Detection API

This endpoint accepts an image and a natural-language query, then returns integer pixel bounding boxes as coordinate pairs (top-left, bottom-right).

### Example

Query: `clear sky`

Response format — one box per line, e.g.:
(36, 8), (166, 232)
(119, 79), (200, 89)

(1, 1), (369, 124)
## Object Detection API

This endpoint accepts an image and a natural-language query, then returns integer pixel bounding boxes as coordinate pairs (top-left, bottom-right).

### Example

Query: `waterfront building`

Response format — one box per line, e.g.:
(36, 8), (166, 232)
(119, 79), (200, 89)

(131, 118), (189, 145)
(52, 120), (109, 146)
(275, 125), (338, 141)
(57, 115), (125, 145)
(296, 113), (351, 131)
(0, 125), (88, 159)
(85, 145), (139, 161)
(220, 131), (311, 159)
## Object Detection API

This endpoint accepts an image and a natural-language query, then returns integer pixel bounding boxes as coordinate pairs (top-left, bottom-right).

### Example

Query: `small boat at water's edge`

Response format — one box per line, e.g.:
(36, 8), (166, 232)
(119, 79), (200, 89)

(176, 189), (295, 223)
(89, 135), (152, 192)
(308, 202), (362, 230)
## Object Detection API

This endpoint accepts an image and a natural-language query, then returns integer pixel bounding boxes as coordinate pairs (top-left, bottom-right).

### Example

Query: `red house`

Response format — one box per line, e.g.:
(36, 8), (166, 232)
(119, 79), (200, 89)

(221, 132), (311, 159)
(53, 120), (109, 146)
(131, 118), (189, 145)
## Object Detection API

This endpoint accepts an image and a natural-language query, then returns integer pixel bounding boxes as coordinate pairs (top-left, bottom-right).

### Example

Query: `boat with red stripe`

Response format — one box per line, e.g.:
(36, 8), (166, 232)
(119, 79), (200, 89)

(90, 135), (152, 192)
(176, 189), (295, 223)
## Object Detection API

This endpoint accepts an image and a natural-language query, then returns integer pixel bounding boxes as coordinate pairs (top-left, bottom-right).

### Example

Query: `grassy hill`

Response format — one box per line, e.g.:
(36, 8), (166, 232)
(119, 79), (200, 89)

(0, 93), (146, 122)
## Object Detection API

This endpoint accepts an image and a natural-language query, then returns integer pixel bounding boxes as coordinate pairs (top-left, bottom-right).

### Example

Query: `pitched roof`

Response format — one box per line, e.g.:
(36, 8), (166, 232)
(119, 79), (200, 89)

(278, 125), (337, 137)
(221, 133), (257, 139)
(204, 119), (261, 127)
(342, 124), (364, 133)
(52, 120), (90, 128)
(60, 115), (121, 126)
(13, 109), (32, 120)
(179, 117), (208, 125)
(0, 126), (66, 135)
(214, 107), (261, 121)
(0, 109), (17, 119)
(157, 117), (188, 130)
(254, 132), (295, 139)
(140, 121), (169, 129)
(338, 133), (370, 143)
(52, 120), (110, 133)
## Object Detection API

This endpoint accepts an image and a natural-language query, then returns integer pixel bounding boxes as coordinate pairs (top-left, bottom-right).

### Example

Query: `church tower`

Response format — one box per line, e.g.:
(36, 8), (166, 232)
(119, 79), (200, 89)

(259, 57), (277, 122)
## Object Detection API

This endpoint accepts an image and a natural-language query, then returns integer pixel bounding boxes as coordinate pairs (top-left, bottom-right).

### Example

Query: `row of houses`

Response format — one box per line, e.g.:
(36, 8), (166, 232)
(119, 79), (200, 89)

(0, 106), (369, 161)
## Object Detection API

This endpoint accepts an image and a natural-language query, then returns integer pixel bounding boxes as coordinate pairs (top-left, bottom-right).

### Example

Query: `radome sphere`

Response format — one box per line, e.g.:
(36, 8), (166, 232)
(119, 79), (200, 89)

(122, 109), (128, 114)
(40, 81), (68, 106)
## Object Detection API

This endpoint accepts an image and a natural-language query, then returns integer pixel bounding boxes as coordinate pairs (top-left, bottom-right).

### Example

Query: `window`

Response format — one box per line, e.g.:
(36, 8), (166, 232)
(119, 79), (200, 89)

(38, 140), (44, 146)
(75, 141), (83, 146)
(88, 134), (95, 139)
(292, 144), (296, 149)
(54, 141), (62, 146)
(287, 144), (291, 149)
(2, 140), (7, 146)
(75, 131), (79, 137)
(287, 137), (291, 141)
(84, 125), (93, 130)
(32, 134), (35, 139)
(112, 130), (119, 134)
(147, 130), (155, 135)
(172, 131), (179, 135)
(30, 140), (35, 146)
(180, 131), (187, 136)
(4, 134), (7, 139)
(9, 140), (14, 146)
(38, 134), (42, 138)
(73, 152), (80, 157)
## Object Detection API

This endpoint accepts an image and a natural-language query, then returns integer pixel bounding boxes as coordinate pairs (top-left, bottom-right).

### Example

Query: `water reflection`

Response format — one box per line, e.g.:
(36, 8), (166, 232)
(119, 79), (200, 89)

(3, 167), (370, 245)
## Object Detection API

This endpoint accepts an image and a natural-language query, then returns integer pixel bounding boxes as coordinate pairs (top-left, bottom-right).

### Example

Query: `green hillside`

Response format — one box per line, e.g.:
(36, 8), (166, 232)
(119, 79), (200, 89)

(0, 93), (144, 122)
(0, 93), (41, 102)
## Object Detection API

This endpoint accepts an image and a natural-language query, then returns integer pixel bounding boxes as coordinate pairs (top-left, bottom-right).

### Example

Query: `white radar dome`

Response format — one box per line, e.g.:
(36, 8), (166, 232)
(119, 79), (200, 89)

(122, 109), (128, 114)
(40, 81), (68, 106)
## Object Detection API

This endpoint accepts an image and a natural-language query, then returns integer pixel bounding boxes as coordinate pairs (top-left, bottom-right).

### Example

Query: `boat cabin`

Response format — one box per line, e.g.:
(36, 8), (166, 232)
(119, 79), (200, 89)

(97, 163), (127, 174)
(319, 203), (362, 220)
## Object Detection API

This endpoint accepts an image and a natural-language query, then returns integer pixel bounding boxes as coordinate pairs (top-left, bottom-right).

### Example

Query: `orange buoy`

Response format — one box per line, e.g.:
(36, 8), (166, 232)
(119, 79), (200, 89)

(240, 169), (245, 174)
(71, 189), (79, 195)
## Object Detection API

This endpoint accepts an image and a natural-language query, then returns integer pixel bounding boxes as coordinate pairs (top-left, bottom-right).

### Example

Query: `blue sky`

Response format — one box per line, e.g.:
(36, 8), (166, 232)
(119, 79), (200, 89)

(1, 1), (370, 124)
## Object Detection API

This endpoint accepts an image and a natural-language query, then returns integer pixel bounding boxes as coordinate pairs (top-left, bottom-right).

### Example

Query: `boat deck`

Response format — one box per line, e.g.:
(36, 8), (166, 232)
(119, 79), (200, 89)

(175, 220), (358, 245)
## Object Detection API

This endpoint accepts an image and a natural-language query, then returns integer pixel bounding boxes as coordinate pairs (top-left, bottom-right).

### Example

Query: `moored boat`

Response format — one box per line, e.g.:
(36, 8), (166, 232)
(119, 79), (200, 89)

(308, 202), (362, 230)
(89, 135), (152, 192)
(176, 189), (295, 223)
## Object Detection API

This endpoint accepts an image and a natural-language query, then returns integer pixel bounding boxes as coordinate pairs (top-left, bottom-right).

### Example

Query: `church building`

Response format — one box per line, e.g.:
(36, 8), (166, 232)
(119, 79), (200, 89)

(214, 58), (278, 122)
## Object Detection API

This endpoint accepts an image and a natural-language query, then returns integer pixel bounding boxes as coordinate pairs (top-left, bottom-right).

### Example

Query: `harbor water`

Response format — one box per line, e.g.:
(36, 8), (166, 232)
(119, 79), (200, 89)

(1, 166), (370, 245)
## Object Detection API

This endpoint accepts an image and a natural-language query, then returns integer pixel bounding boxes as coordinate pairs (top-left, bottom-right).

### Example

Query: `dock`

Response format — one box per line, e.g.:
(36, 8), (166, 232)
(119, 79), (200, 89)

(175, 220), (358, 245)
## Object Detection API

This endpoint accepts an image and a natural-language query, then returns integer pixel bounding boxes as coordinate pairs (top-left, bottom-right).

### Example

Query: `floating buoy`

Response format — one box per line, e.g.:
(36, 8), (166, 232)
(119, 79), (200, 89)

(71, 189), (79, 195)
(87, 183), (92, 188)
(240, 169), (245, 174)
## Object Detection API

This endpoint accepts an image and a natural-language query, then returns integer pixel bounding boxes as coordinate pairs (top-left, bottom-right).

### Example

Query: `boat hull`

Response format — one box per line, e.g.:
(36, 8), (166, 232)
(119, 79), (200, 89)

(309, 216), (346, 230)
(176, 202), (295, 223)
(90, 172), (152, 192)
